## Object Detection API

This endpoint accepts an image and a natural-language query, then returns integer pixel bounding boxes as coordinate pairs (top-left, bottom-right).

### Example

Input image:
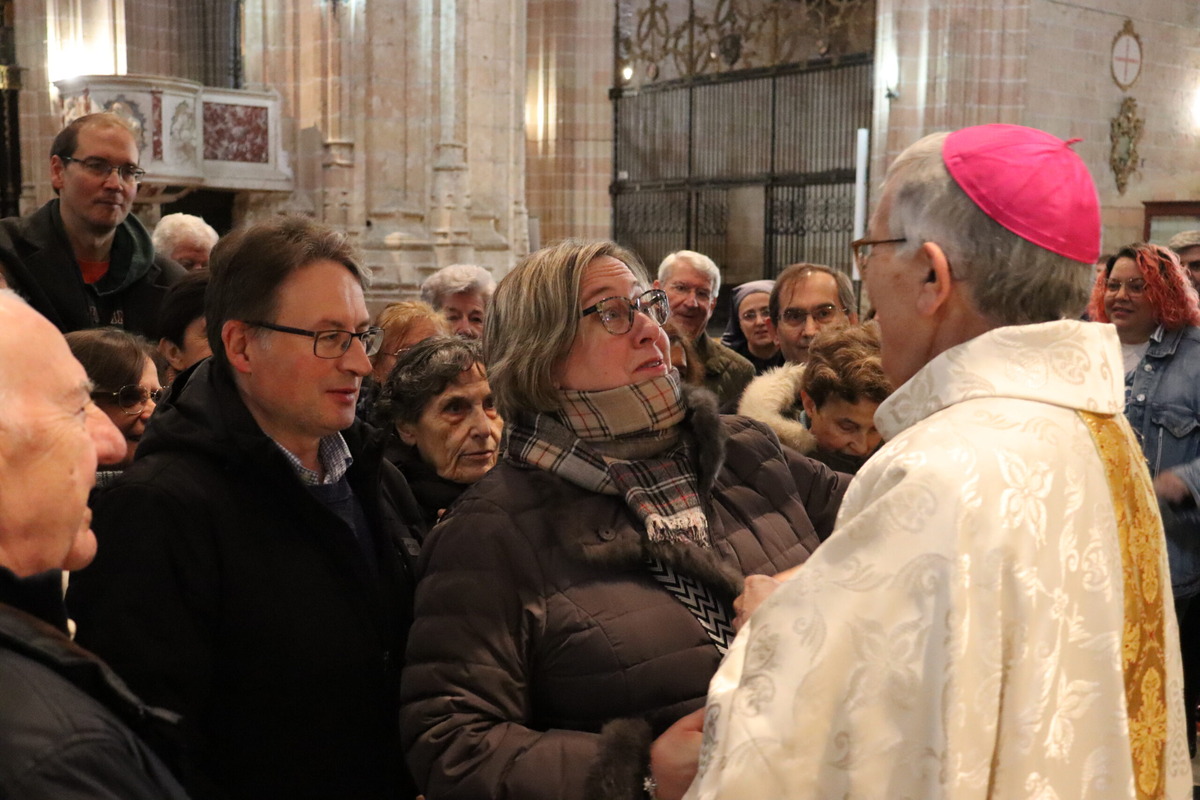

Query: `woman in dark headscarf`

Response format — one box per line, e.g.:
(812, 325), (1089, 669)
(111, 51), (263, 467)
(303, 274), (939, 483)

(719, 279), (783, 374)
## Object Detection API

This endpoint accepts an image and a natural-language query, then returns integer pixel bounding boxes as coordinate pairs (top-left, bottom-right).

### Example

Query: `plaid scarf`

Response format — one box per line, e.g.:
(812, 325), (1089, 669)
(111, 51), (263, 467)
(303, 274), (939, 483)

(507, 371), (712, 548)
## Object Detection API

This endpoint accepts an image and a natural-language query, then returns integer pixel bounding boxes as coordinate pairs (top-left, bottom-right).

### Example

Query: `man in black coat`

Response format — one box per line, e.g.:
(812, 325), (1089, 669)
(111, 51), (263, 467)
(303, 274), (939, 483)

(0, 112), (185, 334)
(68, 217), (426, 799)
(0, 291), (190, 799)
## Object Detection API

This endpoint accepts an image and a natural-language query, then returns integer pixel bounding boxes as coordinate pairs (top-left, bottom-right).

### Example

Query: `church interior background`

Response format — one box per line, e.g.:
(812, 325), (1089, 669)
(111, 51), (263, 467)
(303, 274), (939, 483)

(4, 0), (1198, 314)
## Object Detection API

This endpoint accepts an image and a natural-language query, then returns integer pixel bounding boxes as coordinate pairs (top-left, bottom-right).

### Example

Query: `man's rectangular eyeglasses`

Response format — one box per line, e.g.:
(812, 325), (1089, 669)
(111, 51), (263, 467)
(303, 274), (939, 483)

(581, 289), (670, 335)
(780, 304), (846, 327)
(61, 155), (146, 184)
(91, 385), (163, 415)
(851, 237), (907, 272)
(248, 321), (385, 358)
(665, 281), (713, 304)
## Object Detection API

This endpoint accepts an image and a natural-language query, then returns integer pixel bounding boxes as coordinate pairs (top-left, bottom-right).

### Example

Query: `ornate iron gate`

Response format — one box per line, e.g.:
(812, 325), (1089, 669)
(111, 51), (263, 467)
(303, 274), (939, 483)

(612, 0), (874, 281)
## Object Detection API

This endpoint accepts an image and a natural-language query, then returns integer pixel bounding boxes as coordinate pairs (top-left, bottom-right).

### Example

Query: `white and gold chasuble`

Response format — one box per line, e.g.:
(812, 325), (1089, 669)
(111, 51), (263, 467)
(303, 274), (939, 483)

(686, 320), (1190, 800)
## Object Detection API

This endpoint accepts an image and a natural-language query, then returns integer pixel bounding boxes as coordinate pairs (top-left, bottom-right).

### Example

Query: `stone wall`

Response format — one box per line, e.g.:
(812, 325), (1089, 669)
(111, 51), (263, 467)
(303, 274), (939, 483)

(876, 0), (1200, 253)
(1025, 1), (1200, 249)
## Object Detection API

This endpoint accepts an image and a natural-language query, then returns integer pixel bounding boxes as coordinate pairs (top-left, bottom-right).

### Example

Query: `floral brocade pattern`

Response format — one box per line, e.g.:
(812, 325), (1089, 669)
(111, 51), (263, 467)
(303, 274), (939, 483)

(1078, 410), (1169, 799)
(686, 321), (1191, 800)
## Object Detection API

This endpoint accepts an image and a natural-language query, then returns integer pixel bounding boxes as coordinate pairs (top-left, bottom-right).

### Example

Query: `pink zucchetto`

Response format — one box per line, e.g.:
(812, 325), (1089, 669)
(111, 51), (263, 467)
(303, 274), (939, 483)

(942, 124), (1101, 265)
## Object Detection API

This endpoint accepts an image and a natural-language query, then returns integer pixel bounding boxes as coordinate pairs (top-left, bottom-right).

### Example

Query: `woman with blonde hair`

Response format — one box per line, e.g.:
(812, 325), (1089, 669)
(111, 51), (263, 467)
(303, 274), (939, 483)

(401, 239), (847, 800)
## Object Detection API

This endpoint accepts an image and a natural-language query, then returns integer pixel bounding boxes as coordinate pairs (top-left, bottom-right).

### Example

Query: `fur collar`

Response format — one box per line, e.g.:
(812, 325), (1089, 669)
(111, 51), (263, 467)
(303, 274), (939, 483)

(736, 362), (817, 454)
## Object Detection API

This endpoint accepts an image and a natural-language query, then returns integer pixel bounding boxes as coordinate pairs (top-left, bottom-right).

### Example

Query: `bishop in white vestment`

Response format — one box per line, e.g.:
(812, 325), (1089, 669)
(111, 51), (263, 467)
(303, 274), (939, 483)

(683, 125), (1190, 800)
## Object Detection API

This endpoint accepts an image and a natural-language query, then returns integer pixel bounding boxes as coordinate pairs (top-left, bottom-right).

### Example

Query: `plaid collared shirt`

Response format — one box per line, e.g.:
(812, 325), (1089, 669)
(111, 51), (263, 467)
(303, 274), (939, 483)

(273, 433), (354, 486)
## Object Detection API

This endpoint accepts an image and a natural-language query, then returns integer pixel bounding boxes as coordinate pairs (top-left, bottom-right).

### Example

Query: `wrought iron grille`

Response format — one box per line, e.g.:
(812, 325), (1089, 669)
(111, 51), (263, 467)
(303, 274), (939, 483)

(611, 52), (872, 279)
(616, 0), (876, 85)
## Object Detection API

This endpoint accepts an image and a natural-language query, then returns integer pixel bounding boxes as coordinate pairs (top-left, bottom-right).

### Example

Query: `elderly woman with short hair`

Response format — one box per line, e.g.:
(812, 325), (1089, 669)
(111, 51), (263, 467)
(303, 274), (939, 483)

(400, 239), (848, 800)
(738, 323), (892, 474)
(370, 300), (450, 385)
(372, 335), (501, 526)
(419, 263), (495, 339)
(355, 300), (450, 420)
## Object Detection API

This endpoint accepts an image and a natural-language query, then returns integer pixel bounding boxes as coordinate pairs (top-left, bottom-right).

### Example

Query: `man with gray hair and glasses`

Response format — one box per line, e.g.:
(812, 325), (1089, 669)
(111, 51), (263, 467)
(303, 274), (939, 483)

(655, 249), (754, 408)
(681, 125), (1189, 799)
(68, 216), (426, 800)
(0, 113), (184, 335)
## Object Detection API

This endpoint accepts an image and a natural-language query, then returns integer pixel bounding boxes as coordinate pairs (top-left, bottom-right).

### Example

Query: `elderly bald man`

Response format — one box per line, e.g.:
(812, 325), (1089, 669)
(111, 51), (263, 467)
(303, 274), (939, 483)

(0, 291), (190, 798)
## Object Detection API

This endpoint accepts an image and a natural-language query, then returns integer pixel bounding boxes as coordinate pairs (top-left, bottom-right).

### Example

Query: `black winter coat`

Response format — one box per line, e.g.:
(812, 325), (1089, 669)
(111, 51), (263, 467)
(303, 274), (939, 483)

(0, 568), (190, 800)
(67, 359), (425, 800)
(401, 394), (849, 800)
(0, 199), (185, 335)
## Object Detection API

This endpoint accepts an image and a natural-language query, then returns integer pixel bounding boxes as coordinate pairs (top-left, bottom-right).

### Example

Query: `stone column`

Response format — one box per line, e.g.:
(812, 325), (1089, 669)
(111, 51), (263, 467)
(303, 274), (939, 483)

(872, 0), (1030, 187)
(525, 0), (615, 246)
(429, 0), (474, 267)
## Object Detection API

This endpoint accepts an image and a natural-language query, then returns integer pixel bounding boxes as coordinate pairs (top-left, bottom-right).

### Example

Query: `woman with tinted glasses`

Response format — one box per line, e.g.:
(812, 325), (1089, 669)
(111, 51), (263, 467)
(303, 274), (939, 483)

(66, 328), (162, 473)
(400, 239), (849, 800)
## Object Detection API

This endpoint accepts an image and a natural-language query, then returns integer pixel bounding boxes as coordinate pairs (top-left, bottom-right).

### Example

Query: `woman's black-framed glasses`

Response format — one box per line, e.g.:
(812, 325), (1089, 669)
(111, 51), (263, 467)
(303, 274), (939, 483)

(581, 289), (671, 335)
(91, 385), (164, 415)
(247, 321), (385, 358)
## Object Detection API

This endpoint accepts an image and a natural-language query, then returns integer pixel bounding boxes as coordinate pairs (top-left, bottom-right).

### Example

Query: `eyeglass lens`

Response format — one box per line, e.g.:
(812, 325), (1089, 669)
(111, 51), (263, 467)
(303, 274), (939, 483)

(117, 385), (161, 411)
(73, 156), (145, 183)
(313, 328), (384, 358)
(595, 290), (670, 334)
(782, 304), (838, 326)
(1104, 278), (1145, 295)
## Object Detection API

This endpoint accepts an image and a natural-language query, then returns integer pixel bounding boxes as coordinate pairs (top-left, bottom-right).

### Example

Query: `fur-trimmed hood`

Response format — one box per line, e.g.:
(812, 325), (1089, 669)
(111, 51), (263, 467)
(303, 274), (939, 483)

(736, 362), (817, 454)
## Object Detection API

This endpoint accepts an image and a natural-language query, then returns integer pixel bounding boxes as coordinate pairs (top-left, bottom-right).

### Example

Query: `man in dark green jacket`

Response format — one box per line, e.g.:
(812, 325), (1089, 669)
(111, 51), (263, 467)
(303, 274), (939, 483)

(0, 112), (184, 334)
(655, 249), (754, 409)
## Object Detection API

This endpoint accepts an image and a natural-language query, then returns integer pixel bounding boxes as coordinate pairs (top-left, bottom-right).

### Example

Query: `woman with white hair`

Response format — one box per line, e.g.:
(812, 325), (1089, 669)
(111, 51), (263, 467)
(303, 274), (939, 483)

(401, 239), (847, 800)
(152, 213), (218, 271)
(419, 263), (495, 339)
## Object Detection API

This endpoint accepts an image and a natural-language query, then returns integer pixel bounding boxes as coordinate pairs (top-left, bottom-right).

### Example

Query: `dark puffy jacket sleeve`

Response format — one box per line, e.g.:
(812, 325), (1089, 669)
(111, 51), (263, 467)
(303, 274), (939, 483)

(782, 445), (850, 541)
(400, 496), (608, 800)
(6, 734), (190, 800)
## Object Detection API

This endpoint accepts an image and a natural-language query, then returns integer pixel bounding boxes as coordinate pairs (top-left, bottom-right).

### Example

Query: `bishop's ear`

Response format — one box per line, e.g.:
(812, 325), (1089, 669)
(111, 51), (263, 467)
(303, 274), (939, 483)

(916, 242), (955, 317)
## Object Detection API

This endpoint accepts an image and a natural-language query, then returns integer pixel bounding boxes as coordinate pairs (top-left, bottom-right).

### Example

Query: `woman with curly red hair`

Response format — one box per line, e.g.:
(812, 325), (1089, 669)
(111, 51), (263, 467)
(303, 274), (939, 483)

(1090, 241), (1200, 755)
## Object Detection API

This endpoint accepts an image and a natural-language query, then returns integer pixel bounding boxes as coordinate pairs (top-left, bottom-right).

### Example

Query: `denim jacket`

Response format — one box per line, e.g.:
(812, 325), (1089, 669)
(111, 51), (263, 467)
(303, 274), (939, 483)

(1124, 324), (1200, 597)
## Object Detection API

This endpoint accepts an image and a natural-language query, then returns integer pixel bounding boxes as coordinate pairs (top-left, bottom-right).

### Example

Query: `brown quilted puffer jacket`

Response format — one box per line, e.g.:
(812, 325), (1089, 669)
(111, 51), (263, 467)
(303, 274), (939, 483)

(400, 394), (849, 800)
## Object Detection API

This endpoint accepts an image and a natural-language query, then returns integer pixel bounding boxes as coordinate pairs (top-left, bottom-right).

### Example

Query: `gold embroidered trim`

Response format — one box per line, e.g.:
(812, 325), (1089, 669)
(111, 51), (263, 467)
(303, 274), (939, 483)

(1078, 410), (1168, 799)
